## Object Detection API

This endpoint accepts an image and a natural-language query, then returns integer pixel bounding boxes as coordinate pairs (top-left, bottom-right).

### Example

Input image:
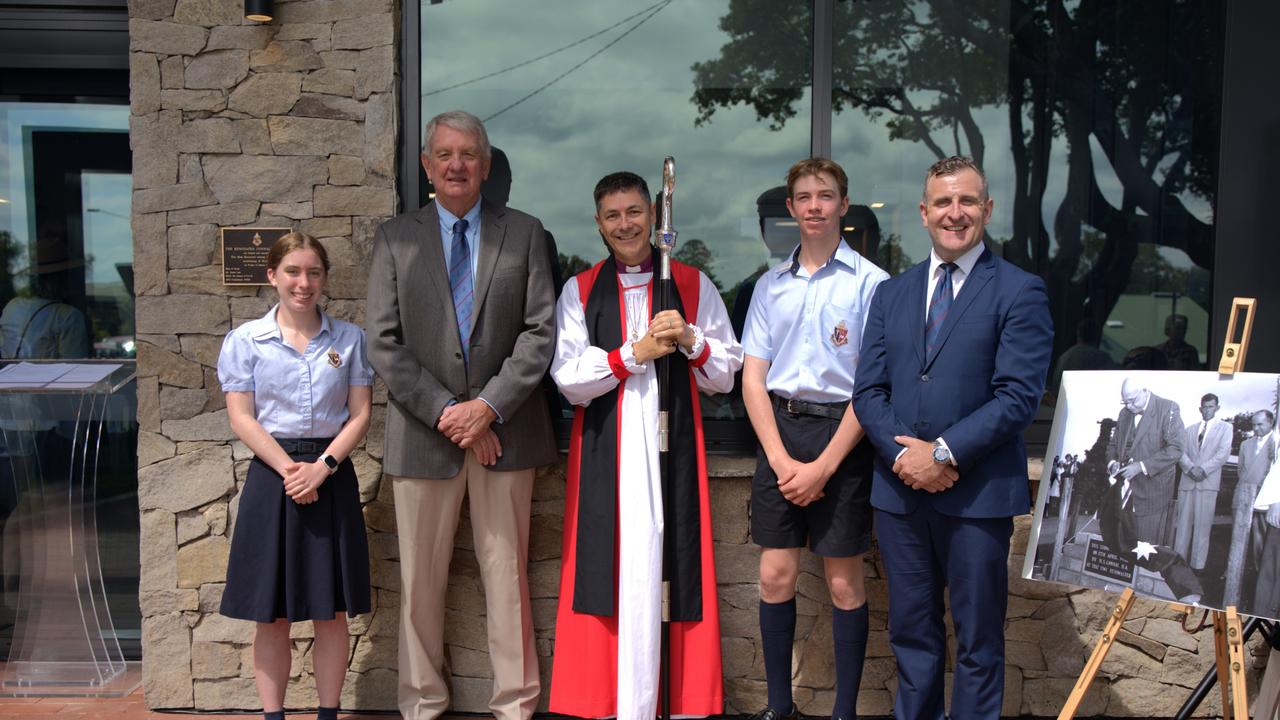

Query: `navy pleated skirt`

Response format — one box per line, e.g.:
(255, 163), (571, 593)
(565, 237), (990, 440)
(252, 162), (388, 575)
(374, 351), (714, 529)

(220, 440), (371, 622)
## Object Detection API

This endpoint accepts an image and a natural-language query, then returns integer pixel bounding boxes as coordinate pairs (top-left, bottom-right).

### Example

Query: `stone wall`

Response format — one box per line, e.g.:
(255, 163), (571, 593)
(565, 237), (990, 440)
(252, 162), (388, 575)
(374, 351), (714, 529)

(127, 0), (397, 708)
(128, 0), (1269, 716)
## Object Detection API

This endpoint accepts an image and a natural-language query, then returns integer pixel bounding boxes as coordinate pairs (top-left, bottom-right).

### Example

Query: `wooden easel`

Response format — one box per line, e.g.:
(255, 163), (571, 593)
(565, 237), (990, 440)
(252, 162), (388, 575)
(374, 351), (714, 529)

(1057, 297), (1258, 720)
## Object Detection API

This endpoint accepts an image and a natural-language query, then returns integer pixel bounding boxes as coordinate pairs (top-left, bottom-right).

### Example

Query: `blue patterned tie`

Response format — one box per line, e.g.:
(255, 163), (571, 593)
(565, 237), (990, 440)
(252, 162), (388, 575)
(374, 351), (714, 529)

(448, 218), (473, 362)
(925, 262), (957, 356)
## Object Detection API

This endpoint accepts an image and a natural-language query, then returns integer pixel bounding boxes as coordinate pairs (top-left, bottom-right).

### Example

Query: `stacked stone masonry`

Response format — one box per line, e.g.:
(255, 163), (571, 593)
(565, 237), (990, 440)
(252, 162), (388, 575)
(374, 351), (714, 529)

(129, 0), (1268, 715)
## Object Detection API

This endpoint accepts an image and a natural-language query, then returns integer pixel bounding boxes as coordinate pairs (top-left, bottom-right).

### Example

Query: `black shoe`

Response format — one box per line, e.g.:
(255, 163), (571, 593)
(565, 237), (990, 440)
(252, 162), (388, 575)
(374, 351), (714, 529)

(749, 705), (798, 720)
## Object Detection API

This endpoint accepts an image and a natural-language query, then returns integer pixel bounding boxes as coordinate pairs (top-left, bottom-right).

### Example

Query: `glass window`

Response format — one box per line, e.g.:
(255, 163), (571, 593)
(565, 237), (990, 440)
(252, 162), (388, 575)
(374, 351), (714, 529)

(420, 0), (813, 442)
(691, 0), (1223, 386)
(0, 101), (138, 660)
(0, 103), (133, 360)
(416, 0), (1225, 450)
(829, 0), (1218, 386)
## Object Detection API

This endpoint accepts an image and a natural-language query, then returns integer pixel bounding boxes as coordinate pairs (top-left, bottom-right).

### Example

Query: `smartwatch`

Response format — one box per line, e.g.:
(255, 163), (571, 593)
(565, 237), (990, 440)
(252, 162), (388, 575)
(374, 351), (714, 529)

(319, 454), (340, 475)
(931, 440), (951, 465)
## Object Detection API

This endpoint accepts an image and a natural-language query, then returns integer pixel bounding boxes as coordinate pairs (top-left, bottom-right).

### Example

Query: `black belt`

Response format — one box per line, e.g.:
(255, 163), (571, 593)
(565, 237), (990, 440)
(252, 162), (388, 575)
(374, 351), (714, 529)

(770, 393), (847, 420)
(274, 437), (333, 454)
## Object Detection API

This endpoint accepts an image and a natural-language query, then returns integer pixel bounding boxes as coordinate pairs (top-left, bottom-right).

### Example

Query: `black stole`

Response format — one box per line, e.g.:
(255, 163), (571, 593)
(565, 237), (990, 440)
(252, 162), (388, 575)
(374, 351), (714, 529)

(573, 257), (703, 621)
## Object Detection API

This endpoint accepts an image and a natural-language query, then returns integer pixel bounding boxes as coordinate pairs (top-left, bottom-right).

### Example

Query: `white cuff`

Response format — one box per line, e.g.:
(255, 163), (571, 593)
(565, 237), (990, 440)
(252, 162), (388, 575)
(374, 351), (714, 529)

(678, 324), (706, 359)
(478, 397), (504, 424)
(619, 340), (647, 374)
(895, 446), (909, 461)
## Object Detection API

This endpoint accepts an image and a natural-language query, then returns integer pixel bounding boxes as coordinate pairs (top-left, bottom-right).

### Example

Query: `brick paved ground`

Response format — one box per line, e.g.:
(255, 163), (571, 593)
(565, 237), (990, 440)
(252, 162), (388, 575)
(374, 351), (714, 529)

(0, 688), (399, 720)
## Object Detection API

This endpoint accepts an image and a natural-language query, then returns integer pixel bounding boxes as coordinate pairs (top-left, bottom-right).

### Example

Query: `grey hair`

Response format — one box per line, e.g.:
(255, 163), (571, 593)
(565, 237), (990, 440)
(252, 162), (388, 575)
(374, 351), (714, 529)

(923, 155), (989, 201)
(423, 110), (491, 159)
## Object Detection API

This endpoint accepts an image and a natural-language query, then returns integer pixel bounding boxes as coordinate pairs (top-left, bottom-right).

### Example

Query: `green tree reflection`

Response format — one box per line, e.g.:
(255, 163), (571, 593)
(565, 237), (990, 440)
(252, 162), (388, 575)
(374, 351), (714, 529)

(691, 0), (1222, 360)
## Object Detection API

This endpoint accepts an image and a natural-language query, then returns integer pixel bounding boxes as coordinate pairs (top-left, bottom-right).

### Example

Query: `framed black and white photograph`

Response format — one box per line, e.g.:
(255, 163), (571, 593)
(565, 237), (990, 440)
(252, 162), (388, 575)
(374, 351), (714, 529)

(1023, 370), (1280, 619)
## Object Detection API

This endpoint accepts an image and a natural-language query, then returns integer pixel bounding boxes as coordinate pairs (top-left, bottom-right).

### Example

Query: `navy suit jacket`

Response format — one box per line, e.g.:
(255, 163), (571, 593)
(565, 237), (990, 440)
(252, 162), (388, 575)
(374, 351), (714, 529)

(853, 247), (1053, 519)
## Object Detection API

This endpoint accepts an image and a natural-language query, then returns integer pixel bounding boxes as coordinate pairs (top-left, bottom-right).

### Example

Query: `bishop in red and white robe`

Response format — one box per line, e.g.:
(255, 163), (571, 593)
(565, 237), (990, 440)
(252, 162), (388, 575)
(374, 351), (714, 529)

(548, 252), (742, 720)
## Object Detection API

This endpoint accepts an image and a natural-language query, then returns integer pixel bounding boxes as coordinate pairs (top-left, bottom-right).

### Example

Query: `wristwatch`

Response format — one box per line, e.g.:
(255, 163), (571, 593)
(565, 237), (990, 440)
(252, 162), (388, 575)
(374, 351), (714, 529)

(931, 440), (951, 465)
(319, 454), (340, 475)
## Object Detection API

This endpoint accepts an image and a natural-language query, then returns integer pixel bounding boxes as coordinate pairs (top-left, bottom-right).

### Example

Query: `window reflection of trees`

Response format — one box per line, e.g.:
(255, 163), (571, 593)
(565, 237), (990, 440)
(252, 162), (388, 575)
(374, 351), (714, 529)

(690, 0), (1222, 365)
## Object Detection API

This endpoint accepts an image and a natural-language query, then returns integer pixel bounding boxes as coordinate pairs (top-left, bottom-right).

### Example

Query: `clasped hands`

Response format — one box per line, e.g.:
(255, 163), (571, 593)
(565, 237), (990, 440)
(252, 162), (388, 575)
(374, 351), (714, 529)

(632, 310), (696, 364)
(771, 455), (833, 507)
(439, 398), (502, 466)
(282, 460), (328, 505)
(893, 436), (959, 493)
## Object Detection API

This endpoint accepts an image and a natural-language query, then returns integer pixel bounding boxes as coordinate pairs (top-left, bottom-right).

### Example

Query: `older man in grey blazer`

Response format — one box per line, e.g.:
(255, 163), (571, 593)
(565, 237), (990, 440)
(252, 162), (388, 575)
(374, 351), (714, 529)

(366, 110), (557, 720)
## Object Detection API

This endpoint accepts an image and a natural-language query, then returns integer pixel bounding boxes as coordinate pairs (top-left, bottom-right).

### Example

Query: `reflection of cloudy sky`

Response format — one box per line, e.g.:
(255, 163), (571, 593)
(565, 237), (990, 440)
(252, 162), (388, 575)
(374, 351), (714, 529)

(82, 172), (134, 288)
(422, 0), (1213, 288)
(0, 102), (129, 282)
(1052, 371), (1279, 457)
(421, 0), (810, 285)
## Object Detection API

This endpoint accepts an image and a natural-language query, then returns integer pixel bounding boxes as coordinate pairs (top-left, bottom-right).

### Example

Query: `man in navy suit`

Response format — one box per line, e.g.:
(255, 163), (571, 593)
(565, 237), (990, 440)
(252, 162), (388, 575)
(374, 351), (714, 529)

(853, 156), (1053, 720)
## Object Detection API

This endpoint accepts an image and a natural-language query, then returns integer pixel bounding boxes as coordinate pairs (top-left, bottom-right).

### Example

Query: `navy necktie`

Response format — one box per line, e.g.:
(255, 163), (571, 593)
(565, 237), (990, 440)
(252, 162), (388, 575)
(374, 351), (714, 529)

(448, 218), (473, 361)
(925, 262), (957, 356)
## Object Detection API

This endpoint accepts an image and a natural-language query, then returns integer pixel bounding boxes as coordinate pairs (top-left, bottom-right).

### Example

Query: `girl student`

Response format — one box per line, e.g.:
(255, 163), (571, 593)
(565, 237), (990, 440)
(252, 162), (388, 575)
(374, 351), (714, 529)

(217, 232), (372, 720)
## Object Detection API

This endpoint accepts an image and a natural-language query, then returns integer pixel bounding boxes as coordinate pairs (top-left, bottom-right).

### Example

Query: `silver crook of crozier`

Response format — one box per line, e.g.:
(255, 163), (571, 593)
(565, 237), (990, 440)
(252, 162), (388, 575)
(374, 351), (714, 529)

(657, 156), (677, 255)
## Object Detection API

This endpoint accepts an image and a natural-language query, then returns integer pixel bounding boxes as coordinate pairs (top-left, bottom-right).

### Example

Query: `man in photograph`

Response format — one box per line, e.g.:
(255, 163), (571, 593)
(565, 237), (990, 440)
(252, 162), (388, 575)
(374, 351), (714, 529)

(365, 110), (557, 720)
(1224, 410), (1278, 606)
(1251, 438), (1280, 616)
(854, 156), (1052, 720)
(1103, 378), (1201, 602)
(1174, 393), (1232, 571)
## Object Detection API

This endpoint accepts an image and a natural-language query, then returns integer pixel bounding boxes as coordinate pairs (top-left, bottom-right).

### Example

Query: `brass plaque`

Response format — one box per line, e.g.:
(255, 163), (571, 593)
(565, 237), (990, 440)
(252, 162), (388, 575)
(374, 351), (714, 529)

(221, 227), (289, 285)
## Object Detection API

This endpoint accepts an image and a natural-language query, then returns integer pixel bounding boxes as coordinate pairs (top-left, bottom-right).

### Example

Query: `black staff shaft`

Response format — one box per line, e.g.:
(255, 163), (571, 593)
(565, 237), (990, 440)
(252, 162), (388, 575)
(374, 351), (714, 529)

(655, 155), (677, 720)
(655, 266), (674, 720)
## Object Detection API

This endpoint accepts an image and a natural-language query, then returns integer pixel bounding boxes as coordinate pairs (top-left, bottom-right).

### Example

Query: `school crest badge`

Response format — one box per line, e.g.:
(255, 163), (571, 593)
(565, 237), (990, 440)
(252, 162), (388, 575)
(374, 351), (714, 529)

(327, 349), (342, 368)
(830, 320), (848, 347)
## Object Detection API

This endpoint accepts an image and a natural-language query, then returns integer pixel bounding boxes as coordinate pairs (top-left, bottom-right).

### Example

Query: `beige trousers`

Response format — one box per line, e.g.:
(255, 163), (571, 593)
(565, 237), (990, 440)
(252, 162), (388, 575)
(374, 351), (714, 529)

(391, 455), (537, 720)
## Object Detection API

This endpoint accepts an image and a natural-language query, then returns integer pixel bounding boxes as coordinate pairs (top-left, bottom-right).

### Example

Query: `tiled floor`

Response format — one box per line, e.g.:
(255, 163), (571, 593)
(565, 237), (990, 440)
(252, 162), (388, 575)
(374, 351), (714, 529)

(0, 689), (396, 719)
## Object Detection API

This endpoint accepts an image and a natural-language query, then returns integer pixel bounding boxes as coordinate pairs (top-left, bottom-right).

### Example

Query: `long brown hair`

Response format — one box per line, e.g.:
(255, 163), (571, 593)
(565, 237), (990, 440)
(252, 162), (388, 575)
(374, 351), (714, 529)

(266, 232), (330, 273)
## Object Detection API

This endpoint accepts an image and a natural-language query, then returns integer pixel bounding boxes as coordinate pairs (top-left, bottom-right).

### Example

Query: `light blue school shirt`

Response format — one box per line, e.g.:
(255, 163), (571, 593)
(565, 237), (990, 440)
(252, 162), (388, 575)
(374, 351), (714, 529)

(217, 305), (374, 438)
(742, 238), (888, 404)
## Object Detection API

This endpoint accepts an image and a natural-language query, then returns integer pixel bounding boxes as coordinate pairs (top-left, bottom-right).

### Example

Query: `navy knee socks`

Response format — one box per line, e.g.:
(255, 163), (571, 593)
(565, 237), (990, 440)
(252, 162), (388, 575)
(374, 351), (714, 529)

(759, 597), (797, 713)
(831, 603), (869, 720)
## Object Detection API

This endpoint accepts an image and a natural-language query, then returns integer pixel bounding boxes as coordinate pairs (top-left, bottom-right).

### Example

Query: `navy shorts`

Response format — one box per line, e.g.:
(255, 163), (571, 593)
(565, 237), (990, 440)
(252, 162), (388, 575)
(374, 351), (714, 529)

(751, 406), (874, 557)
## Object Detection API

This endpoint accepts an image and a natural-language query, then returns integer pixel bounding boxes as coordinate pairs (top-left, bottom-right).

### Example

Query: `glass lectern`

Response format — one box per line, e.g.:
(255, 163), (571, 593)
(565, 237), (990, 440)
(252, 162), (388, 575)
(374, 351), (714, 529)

(0, 360), (138, 696)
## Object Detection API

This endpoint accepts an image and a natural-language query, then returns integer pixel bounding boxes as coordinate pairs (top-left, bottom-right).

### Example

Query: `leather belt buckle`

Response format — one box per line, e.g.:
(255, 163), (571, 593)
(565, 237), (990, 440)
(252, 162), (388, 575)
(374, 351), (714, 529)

(785, 398), (801, 415)
(280, 439), (320, 454)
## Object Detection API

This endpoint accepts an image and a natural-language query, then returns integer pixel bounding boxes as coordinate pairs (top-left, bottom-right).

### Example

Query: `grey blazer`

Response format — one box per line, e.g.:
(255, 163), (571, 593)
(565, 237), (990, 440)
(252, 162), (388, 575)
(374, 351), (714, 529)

(366, 200), (558, 478)
(1177, 418), (1232, 492)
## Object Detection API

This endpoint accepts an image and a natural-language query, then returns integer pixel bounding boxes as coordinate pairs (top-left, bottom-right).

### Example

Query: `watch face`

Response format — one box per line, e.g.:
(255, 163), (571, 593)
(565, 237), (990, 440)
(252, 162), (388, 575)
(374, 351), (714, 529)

(932, 446), (949, 463)
(323, 455), (338, 470)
